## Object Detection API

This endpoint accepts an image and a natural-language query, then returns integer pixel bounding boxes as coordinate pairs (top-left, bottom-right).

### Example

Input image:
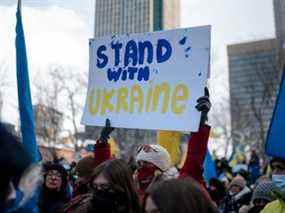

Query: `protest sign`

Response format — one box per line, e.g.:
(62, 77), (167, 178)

(82, 26), (211, 131)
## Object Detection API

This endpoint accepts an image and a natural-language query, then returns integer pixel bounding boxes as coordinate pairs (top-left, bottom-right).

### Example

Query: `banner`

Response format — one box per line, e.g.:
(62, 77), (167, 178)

(265, 68), (285, 158)
(82, 26), (211, 131)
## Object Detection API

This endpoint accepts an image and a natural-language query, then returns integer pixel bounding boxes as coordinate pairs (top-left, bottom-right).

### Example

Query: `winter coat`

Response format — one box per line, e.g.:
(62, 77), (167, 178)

(220, 186), (252, 213)
(39, 195), (68, 213)
(63, 193), (92, 213)
(248, 156), (260, 184)
(261, 199), (285, 213)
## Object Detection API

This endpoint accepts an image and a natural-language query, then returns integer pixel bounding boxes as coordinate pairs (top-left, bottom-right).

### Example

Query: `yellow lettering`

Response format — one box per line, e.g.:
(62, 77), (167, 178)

(88, 88), (101, 116)
(130, 84), (144, 113)
(152, 82), (170, 113)
(171, 84), (189, 114)
(145, 84), (153, 112)
(116, 87), (129, 113)
(100, 89), (114, 115)
(87, 83), (188, 116)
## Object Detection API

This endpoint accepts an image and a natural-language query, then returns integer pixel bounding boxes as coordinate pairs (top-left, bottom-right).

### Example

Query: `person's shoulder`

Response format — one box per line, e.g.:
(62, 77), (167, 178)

(261, 200), (283, 213)
(63, 193), (92, 213)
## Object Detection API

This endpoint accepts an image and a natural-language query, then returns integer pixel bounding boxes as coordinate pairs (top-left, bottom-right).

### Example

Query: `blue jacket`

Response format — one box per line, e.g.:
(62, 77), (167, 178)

(1, 189), (38, 213)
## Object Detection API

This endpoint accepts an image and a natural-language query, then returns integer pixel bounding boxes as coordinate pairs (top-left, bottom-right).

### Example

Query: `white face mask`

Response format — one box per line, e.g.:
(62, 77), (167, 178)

(272, 175), (285, 192)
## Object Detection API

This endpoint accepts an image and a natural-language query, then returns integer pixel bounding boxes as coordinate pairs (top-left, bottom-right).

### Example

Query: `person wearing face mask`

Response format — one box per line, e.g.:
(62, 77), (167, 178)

(65, 159), (141, 213)
(39, 163), (70, 213)
(135, 88), (212, 199)
(63, 121), (115, 213)
(135, 144), (179, 197)
(88, 159), (141, 213)
(220, 175), (252, 213)
(261, 157), (285, 212)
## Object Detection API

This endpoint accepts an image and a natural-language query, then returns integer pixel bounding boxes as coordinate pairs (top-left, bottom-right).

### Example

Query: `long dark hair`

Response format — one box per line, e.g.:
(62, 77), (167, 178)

(90, 159), (141, 213)
(144, 177), (218, 213)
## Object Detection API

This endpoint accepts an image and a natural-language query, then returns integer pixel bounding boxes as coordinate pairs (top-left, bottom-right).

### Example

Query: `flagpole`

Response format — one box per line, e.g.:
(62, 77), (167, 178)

(18, 0), (22, 10)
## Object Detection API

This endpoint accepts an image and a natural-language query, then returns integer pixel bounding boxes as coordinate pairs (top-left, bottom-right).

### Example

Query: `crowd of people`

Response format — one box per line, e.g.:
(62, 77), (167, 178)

(1, 89), (285, 213)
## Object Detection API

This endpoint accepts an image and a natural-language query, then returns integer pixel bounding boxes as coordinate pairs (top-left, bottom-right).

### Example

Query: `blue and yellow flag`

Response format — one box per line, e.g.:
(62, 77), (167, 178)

(16, 0), (40, 163)
(266, 68), (285, 158)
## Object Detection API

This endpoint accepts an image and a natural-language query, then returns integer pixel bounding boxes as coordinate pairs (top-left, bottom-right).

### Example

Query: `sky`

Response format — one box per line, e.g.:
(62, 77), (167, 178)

(0, 0), (275, 132)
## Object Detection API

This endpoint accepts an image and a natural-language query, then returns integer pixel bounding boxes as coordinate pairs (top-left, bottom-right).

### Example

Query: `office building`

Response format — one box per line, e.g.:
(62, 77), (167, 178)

(228, 39), (279, 151)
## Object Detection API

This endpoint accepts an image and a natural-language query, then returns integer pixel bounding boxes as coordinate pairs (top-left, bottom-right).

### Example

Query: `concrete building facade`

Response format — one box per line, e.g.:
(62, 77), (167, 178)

(273, 0), (285, 69)
(228, 39), (279, 151)
(94, 0), (180, 37)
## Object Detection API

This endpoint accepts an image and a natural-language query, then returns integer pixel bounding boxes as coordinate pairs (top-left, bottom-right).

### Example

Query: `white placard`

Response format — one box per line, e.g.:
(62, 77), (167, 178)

(82, 26), (211, 132)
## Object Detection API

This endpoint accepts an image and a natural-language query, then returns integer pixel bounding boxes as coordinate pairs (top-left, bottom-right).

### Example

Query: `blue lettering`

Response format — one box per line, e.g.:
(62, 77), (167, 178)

(128, 67), (138, 80)
(111, 41), (123, 66)
(97, 45), (108, 68)
(157, 39), (172, 63)
(124, 40), (138, 67)
(107, 68), (122, 82)
(122, 69), (128, 81)
(138, 66), (150, 81)
(138, 41), (153, 64)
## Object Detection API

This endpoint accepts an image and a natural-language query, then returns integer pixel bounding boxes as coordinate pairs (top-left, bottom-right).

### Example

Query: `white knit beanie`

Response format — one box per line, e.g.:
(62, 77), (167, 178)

(136, 144), (171, 172)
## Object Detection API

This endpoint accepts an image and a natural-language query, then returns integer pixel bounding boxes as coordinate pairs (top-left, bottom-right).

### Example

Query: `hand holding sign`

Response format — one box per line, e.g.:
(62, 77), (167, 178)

(99, 118), (115, 143)
(195, 87), (211, 127)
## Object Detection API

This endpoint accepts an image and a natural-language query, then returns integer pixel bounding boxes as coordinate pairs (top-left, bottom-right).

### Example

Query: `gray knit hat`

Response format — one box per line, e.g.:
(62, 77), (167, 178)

(252, 181), (276, 202)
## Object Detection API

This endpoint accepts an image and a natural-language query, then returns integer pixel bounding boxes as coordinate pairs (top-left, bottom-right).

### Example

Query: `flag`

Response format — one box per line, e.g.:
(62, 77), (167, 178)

(16, 0), (40, 163)
(266, 68), (285, 158)
(203, 149), (217, 183)
(157, 130), (181, 166)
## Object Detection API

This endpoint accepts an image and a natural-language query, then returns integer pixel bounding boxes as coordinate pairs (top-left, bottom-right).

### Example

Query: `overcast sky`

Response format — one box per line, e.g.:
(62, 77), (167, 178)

(0, 0), (275, 130)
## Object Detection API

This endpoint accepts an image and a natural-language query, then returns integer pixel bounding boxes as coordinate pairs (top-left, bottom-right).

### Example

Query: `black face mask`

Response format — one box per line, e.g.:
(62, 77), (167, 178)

(89, 188), (128, 213)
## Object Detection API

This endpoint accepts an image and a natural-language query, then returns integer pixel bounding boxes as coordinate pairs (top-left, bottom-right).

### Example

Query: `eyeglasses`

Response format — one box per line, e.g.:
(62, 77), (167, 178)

(92, 183), (112, 191)
(46, 170), (62, 178)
